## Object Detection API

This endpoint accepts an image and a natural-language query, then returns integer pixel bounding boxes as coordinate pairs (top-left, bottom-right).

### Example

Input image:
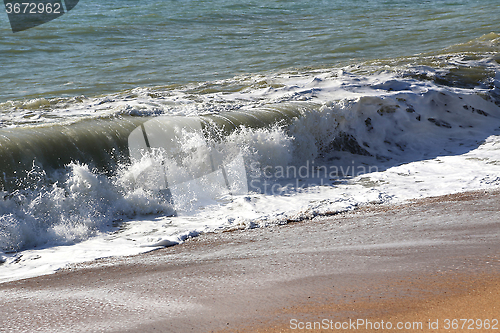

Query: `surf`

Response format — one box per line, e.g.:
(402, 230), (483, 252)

(0, 33), (500, 282)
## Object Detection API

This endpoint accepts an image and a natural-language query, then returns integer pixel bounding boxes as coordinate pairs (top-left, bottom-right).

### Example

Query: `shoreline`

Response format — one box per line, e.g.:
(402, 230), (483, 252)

(0, 189), (499, 332)
(228, 272), (500, 332)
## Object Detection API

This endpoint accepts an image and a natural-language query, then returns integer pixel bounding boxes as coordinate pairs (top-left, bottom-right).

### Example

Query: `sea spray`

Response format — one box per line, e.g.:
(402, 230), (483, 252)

(1, 33), (500, 281)
(0, 162), (175, 253)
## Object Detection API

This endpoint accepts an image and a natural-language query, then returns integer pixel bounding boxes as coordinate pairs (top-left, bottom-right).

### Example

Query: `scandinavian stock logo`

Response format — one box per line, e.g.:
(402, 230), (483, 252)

(4, 0), (79, 32)
(127, 117), (248, 211)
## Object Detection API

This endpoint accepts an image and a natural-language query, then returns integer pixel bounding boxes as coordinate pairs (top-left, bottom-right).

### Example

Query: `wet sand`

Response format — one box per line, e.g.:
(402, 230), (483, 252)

(0, 190), (499, 332)
(231, 273), (500, 332)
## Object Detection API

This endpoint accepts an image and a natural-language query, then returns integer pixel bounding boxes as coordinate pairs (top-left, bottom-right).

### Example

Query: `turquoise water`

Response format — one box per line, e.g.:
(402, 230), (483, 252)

(1, 0), (500, 281)
(1, 0), (499, 102)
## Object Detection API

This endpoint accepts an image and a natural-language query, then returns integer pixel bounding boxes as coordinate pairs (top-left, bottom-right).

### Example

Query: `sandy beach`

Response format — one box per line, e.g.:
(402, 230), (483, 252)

(2, 2), (500, 333)
(0, 190), (499, 332)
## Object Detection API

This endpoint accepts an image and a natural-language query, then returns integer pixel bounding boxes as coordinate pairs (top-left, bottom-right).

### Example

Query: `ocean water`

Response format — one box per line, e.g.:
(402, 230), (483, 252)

(0, 0), (500, 281)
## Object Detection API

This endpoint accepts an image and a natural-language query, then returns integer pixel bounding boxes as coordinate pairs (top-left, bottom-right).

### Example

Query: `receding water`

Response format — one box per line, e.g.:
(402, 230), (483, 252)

(1, 0), (500, 282)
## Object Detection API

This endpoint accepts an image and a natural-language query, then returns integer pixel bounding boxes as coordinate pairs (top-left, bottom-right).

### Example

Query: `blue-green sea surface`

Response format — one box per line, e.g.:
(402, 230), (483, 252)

(1, 0), (499, 102)
(1, 0), (500, 283)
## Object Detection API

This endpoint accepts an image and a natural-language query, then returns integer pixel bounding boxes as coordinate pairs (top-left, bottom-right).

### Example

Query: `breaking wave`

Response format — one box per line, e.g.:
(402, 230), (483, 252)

(1, 33), (500, 256)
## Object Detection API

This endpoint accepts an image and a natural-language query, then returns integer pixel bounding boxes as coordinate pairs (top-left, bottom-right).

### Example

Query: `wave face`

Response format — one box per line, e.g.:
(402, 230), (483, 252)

(1, 33), (500, 281)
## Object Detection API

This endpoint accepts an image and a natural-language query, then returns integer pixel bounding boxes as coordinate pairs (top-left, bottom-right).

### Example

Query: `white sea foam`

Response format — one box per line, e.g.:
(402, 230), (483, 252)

(1, 53), (500, 282)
